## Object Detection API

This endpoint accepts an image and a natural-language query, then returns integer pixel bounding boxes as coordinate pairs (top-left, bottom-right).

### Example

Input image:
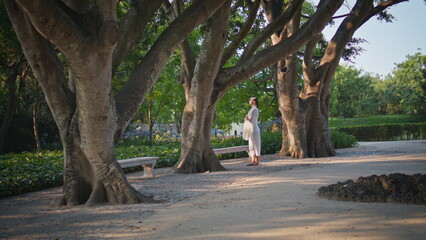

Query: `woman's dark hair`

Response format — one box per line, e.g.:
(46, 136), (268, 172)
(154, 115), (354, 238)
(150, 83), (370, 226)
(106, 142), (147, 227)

(252, 97), (259, 108)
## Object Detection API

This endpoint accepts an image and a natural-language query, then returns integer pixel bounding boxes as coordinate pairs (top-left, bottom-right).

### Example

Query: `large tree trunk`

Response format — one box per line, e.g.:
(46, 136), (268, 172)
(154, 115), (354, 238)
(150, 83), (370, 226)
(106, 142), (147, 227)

(59, 120), (151, 206)
(176, 98), (225, 173)
(300, 0), (378, 157)
(56, 29), (155, 206)
(270, 6), (308, 158)
(277, 55), (307, 158)
(174, 1), (231, 173)
(299, 59), (337, 157)
(271, 0), (388, 158)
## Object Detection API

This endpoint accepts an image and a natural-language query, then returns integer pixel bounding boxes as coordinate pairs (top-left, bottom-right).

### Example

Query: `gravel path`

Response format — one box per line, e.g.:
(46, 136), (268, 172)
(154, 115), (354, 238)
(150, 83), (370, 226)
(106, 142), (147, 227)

(0, 141), (423, 240)
(135, 146), (402, 203)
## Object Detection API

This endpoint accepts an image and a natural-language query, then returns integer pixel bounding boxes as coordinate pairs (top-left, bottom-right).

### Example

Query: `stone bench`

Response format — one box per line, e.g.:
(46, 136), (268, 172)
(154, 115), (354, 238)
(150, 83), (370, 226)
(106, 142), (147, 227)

(213, 145), (249, 155)
(117, 156), (159, 178)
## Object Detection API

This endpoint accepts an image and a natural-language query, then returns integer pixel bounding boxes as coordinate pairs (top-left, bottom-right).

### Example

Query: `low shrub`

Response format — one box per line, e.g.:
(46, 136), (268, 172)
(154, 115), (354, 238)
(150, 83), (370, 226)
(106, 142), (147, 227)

(330, 130), (357, 149)
(0, 151), (63, 197)
(261, 131), (282, 154)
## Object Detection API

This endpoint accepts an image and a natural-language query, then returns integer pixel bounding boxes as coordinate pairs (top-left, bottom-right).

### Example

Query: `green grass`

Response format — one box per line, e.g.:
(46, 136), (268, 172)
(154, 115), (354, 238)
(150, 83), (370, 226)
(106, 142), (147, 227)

(329, 115), (426, 128)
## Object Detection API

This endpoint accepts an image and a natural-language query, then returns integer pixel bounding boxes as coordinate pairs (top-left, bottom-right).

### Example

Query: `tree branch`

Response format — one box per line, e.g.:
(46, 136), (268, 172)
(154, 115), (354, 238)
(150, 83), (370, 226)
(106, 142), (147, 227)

(239, 0), (304, 62)
(360, 0), (408, 27)
(95, 0), (116, 20)
(193, 1), (231, 89)
(321, 0), (375, 66)
(4, 0), (75, 135)
(316, 0), (378, 103)
(220, 0), (261, 66)
(61, 0), (90, 12)
(164, 0), (195, 86)
(216, 0), (344, 89)
(302, 35), (319, 86)
(302, 13), (349, 19)
(13, 0), (89, 55)
(112, 0), (163, 74)
(115, 0), (228, 131)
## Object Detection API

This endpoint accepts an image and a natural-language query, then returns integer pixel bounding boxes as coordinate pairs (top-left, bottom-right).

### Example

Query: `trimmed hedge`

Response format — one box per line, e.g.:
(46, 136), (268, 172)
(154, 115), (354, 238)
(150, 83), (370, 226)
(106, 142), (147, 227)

(333, 123), (426, 141)
(329, 115), (426, 128)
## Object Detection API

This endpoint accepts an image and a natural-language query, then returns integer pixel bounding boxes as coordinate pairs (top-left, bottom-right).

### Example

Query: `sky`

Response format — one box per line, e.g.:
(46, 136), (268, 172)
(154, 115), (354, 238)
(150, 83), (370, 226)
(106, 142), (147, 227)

(322, 0), (426, 77)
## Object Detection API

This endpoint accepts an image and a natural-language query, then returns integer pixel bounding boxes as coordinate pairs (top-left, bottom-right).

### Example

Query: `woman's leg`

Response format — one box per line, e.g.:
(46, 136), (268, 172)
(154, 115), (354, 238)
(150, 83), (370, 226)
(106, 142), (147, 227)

(252, 132), (260, 165)
(253, 155), (259, 165)
(248, 138), (254, 161)
(247, 138), (260, 166)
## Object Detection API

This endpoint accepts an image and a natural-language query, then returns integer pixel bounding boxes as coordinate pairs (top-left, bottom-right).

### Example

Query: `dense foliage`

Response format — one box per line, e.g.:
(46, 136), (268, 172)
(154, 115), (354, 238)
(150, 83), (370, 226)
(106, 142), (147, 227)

(0, 151), (63, 197)
(331, 65), (378, 117)
(331, 53), (426, 118)
(377, 52), (426, 115)
(0, 2), (59, 153)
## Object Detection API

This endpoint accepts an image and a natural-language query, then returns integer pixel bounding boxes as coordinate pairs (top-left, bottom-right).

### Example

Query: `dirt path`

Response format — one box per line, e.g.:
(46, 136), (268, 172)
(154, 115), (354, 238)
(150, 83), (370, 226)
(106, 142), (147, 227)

(1, 140), (425, 240)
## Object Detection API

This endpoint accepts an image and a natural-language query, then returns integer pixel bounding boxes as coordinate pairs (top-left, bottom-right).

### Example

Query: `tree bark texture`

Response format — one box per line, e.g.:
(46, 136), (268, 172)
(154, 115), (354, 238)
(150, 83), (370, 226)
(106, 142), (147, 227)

(272, 8), (309, 158)
(5, 0), (228, 206)
(301, 0), (377, 158)
(267, 0), (402, 158)
(174, 1), (231, 173)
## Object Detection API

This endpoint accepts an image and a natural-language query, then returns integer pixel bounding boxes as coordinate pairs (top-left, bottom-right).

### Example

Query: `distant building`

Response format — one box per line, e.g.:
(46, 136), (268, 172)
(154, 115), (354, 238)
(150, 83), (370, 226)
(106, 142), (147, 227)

(228, 122), (244, 136)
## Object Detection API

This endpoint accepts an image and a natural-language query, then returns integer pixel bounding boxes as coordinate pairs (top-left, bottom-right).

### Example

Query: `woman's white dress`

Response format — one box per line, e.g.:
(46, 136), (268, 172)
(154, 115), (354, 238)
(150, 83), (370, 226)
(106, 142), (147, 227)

(243, 106), (261, 158)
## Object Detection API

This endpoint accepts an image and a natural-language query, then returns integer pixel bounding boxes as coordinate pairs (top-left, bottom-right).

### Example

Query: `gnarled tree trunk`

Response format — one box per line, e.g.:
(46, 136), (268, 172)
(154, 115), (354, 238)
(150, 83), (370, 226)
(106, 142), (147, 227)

(174, 1), (231, 173)
(60, 122), (151, 206)
(300, 0), (379, 157)
(177, 98), (225, 173)
(270, 0), (404, 158)
(265, 0), (333, 158)
(270, 7), (308, 158)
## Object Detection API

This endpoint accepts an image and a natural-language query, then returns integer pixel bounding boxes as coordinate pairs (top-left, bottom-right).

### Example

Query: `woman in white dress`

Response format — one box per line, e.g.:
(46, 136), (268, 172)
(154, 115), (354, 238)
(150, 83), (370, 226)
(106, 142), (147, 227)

(243, 97), (261, 166)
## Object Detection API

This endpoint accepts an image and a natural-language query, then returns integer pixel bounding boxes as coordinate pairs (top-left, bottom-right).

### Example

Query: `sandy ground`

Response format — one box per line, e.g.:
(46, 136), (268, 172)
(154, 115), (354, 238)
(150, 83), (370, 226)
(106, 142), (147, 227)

(0, 140), (425, 240)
